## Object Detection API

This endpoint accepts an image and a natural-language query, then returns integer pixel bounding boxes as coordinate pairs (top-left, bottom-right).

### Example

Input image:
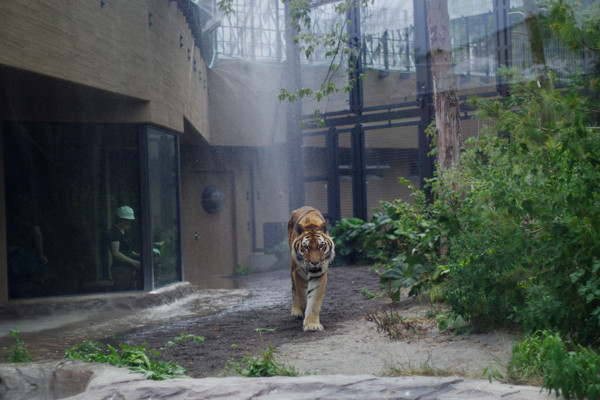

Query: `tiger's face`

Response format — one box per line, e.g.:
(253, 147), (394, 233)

(290, 211), (334, 275)
(293, 230), (334, 273)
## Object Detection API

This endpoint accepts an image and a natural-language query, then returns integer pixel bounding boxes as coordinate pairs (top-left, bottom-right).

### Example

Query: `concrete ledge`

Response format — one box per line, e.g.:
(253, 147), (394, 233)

(0, 282), (195, 320)
(0, 361), (557, 400)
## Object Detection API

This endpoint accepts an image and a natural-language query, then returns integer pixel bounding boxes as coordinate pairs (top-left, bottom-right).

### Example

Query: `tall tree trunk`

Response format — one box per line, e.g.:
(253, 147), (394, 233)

(425, 0), (462, 259)
(425, 0), (462, 173)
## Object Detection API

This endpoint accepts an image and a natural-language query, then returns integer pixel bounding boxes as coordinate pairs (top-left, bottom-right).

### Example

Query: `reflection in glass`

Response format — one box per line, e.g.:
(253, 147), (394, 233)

(3, 122), (181, 298)
(147, 128), (181, 288)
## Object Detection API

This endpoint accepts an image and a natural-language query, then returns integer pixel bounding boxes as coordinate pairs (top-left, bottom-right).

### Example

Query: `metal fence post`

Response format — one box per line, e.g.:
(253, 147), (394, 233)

(413, 0), (435, 197)
(351, 124), (367, 220)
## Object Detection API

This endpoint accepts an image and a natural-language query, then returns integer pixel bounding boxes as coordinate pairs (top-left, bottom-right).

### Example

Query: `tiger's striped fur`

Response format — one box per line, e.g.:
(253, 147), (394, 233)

(287, 206), (335, 331)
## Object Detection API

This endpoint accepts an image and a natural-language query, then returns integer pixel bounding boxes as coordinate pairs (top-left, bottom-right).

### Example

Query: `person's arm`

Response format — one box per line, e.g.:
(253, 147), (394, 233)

(32, 225), (48, 264)
(110, 241), (141, 267)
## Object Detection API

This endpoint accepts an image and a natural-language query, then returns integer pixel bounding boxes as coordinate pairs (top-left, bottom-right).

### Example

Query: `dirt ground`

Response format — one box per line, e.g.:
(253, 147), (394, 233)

(101, 265), (386, 377)
(100, 265), (517, 378)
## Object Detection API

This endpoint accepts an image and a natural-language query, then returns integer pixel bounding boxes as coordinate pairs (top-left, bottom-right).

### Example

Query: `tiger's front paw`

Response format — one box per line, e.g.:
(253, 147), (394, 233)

(291, 307), (304, 319)
(303, 321), (324, 331)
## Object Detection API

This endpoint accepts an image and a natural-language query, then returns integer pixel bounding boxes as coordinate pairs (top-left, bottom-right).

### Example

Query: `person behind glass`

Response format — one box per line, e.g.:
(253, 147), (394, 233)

(108, 206), (141, 290)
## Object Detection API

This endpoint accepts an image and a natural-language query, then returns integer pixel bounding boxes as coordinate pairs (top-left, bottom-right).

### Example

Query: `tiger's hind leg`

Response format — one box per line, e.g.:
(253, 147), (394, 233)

(291, 270), (306, 319)
(303, 273), (327, 331)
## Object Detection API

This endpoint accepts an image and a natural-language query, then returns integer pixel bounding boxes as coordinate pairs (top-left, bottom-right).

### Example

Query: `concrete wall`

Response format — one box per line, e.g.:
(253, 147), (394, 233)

(207, 60), (289, 147)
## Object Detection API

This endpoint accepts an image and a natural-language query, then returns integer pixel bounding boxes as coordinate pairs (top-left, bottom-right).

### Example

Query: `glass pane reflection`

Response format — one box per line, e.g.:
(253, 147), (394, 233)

(147, 128), (181, 287)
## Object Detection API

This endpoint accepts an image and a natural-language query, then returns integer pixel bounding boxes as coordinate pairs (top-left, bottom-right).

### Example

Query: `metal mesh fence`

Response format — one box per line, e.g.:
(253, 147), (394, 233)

(363, 125), (419, 219)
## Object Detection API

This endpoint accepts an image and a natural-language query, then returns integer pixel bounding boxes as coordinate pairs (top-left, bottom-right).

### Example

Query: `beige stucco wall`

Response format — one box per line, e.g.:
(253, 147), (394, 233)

(0, 0), (208, 136)
(179, 139), (292, 280)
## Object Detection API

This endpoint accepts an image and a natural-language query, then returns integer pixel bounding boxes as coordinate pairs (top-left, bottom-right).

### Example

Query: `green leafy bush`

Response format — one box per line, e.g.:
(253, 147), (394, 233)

(330, 217), (374, 266)
(432, 0), (600, 343)
(508, 330), (600, 400)
(332, 181), (443, 300)
(439, 68), (600, 341)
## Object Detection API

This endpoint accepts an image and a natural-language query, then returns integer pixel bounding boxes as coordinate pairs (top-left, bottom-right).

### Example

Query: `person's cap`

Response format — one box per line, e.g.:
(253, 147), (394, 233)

(116, 206), (135, 220)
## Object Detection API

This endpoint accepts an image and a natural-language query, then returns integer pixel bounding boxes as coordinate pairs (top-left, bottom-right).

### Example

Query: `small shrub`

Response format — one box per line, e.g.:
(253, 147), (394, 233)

(506, 332), (547, 385)
(435, 312), (466, 333)
(333, 182), (442, 301)
(365, 308), (425, 340)
(230, 344), (299, 377)
(2, 328), (32, 363)
(507, 331), (600, 400)
(234, 264), (256, 275)
(375, 254), (428, 303)
(65, 340), (187, 380)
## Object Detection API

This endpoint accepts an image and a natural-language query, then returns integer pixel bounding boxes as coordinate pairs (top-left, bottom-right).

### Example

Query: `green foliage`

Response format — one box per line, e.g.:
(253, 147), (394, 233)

(441, 63), (600, 341)
(506, 331), (547, 384)
(2, 328), (32, 363)
(360, 286), (385, 299)
(376, 254), (427, 302)
(278, 0), (374, 124)
(436, 0), (600, 340)
(65, 340), (187, 380)
(215, 0), (235, 16)
(168, 333), (205, 348)
(330, 217), (373, 266)
(234, 264), (256, 275)
(230, 344), (299, 377)
(547, 0), (600, 56)
(332, 180), (442, 301)
(331, 181), (440, 266)
(435, 312), (466, 333)
(508, 330), (600, 400)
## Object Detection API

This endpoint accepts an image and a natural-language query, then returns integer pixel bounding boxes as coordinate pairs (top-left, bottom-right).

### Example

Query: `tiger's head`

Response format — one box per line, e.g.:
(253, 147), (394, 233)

(289, 209), (335, 274)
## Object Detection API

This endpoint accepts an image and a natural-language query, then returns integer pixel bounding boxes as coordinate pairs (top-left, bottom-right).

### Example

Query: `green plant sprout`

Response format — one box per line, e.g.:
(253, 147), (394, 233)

(2, 327), (32, 363)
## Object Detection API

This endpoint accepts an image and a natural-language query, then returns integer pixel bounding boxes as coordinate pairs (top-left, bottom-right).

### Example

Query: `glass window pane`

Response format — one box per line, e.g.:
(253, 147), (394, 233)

(147, 128), (181, 288)
(3, 122), (142, 297)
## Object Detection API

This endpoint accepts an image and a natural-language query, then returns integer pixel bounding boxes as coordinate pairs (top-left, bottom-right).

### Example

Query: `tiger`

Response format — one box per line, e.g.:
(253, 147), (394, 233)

(287, 206), (335, 331)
